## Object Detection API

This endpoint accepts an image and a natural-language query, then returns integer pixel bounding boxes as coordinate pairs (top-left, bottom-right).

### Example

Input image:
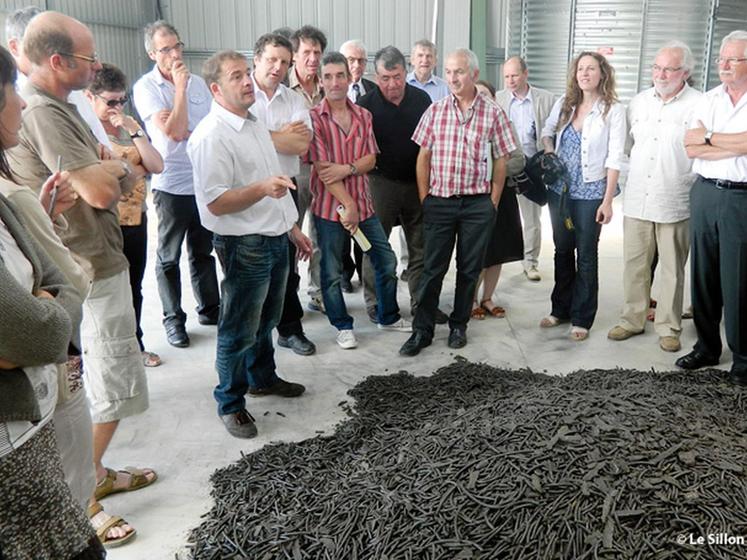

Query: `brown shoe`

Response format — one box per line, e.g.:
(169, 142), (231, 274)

(659, 336), (681, 352)
(607, 325), (643, 341)
(220, 409), (257, 438)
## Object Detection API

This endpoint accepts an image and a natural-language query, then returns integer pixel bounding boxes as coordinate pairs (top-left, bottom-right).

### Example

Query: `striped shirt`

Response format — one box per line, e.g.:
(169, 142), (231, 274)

(412, 92), (517, 198)
(307, 98), (379, 222)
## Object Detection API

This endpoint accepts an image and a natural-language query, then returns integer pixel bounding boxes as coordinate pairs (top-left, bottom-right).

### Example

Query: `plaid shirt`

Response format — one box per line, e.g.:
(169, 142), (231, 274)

(307, 98), (379, 222)
(412, 92), (517, 197)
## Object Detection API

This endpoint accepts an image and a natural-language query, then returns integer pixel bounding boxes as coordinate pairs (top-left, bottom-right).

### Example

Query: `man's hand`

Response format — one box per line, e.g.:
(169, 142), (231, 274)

(289, 224), (313, 261)
(0, 357), (19, 369)
(684, 120), (707, 147)
(39, 171), (77, 218)
(34, 289), (54, 300)
(171, 60), (190, 91)
(155, 109), (171, 128)
(317, 161), (351, 185)
(98, 144), (114, 160)
(279, 120), (310, 135)
(339, 204), (360, 234)
(262, 175), (296, 198)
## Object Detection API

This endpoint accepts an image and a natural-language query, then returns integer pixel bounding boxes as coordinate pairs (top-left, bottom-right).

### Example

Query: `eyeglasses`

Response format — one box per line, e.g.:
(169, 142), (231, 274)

(96, 94), (128, 108)
(154, 42), (184, 56)
(714, 56), (747, 65)
(57, 51), (99, 64)
(651, 64), (683, 74)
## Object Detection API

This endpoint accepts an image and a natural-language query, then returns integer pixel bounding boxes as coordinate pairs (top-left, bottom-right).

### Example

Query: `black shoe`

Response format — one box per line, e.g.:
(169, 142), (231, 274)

(728, 368), (747, 386)
(367, 305), (378, 324)
(448, 327), (467, 349)
(220, 409), (257, 439)
(675, 350), (719, 370)
(277, 333), (316, 356)
(166, 324), (190, 348)
(400, 268), (410, 282)
(399, 331), (431, 356)
(341, 277), (354, 293)
(198, 313), (219, 326)
(248, 378), (306, 398)
(435, 309), (449, 325)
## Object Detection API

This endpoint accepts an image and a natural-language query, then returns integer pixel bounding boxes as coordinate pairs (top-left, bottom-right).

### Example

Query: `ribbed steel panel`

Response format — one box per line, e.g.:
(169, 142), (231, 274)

(522, 0), (573, 95)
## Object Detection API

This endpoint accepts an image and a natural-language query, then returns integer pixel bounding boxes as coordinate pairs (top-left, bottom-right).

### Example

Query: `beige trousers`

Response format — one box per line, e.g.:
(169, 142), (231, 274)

(619, 216), (689, 337)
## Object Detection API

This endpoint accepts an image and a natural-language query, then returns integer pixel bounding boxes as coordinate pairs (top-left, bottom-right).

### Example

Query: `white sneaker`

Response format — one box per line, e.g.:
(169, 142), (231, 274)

(378, 318), (412, 332)
(336, 329), (358, 349)
(525, 267), (541, 281)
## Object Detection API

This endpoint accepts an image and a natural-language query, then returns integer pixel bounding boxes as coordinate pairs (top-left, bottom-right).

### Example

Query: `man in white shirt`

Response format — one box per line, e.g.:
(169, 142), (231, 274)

(133, 20), (220, 348)
(250, 32), (316, 357)
(607, 42), (702, 353)
(495, 56), (555, 281)
(406, 38), (449, 103)
(678, 30), (747, 386)
(188, 50), (312, 438)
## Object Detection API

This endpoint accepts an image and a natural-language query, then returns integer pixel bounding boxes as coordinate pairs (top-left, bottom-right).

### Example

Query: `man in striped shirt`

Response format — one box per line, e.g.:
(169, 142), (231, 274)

(400, 48), (517, 356)
(308, 52), (411, 350)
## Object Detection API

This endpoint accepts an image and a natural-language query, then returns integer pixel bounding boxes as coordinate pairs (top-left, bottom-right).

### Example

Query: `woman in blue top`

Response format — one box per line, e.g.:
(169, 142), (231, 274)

(539, 52), (626, 341)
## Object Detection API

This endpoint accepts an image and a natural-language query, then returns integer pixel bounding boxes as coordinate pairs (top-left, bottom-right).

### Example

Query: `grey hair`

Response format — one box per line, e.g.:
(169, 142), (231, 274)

(143, 20), (180, 53)
(5, 5), (42, 41)
(374, 45), (407, 72)
(340, 39), (366, 55)
(505, 55), (527, 72)
(413, 38), (437, 55)
(449, 48), (480, 73)
(721, 30), (747, 57)
(656, 40), (694, 73)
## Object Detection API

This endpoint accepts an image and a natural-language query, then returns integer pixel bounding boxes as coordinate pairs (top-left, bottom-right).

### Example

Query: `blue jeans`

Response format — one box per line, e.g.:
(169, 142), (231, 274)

(314, 215), (400, 330)
(212, 233), (289, 415)
(547, 190), (602, 329)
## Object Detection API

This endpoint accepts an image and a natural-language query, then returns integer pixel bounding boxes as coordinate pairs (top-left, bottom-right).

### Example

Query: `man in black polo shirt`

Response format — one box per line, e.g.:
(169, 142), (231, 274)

(358, 46), (446, 322)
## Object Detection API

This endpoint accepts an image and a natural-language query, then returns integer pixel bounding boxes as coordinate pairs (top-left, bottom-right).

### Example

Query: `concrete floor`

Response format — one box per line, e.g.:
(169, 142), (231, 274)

(105, 198), (728, 560)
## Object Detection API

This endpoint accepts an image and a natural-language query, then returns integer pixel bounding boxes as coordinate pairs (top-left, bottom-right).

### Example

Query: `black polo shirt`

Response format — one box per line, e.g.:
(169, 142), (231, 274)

(357, 83), (431, 182)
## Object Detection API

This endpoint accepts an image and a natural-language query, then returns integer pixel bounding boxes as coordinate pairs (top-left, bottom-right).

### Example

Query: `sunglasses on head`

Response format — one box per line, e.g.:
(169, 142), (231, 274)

(96, 94), (128, 108)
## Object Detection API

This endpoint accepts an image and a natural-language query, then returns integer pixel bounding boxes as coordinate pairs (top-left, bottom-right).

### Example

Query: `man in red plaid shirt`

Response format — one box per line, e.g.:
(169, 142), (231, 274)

(400, 48), (517, 356)
(307, 52), (412, 350)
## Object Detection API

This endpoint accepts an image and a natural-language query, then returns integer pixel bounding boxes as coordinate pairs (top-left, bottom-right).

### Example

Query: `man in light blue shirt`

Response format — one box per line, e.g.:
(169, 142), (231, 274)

(406, 39), (449, 103)
(133, 20), (219, 348)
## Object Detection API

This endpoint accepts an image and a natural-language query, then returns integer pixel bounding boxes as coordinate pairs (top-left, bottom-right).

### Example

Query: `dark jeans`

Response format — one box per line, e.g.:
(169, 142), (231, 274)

(277, 186), (304, 337)
(690, 177), (747, 369)
(413, 194), (495, 338)
(212, 233), (289, 415)
(547, 190), (602, 330)
(314, 214), (401, 330)
(152, 190), (219, 329)
(121, 213), (148, 351)
(362, 174), (425, 314)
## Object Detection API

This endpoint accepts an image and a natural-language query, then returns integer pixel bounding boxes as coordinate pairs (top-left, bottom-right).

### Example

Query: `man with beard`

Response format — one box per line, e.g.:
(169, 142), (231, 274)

(607, 41), (702, 354)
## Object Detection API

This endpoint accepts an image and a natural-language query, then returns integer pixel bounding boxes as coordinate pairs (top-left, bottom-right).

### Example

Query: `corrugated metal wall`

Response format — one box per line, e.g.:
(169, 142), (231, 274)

(160, 0), (469, 78)
(0, 0), (157, 87)
(505, 0), (747, 100)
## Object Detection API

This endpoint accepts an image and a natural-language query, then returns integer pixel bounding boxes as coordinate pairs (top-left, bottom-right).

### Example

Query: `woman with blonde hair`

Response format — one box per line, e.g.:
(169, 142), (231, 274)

(539, 51), (626, 340)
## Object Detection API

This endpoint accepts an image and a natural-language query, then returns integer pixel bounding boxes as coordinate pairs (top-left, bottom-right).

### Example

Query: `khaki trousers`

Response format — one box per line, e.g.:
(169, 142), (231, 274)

(619, 216), (689, 337)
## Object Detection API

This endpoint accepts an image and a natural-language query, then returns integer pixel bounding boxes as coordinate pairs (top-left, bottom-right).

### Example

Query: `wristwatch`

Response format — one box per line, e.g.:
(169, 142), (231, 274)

(130, 129), (145, 139)
(348, 163), (358, 177)
(704, 130), (713, 146)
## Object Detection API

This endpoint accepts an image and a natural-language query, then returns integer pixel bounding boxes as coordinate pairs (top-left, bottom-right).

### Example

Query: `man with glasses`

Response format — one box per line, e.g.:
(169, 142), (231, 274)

(133, 20), (219, 348)
(607, 41), (701, 354)
(678, 30), (747, 386)
(8, 10), (151, 543)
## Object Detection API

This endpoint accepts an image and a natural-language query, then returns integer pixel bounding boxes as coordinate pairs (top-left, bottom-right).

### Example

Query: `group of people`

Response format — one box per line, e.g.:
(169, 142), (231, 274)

(0, 4), (746, 558)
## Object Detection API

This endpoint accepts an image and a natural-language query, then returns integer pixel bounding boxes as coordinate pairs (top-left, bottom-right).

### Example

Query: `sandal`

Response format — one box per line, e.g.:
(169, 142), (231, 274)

(88, 502), (137, 548)
(95, 466), (158, 501)
(142, 351), (162, 367)
(481, 300), (506, 318)
(471, 303), (486, 320)
(570, 326), (589, 341)
(539, 315), (565, 328)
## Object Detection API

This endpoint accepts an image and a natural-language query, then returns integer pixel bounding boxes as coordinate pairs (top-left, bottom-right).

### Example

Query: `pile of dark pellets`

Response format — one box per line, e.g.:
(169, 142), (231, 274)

(187, 360), (747, 560)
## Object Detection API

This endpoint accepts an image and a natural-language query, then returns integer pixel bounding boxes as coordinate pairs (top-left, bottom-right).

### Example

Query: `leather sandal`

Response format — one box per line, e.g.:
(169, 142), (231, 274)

(88, 502), (136, 548)
(481, 300), (506, 318)
(570, 326), (589, 341)
(539, 315), (565, 328)
(95, 466), (157, 501)
(471, 303), (486, 320)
